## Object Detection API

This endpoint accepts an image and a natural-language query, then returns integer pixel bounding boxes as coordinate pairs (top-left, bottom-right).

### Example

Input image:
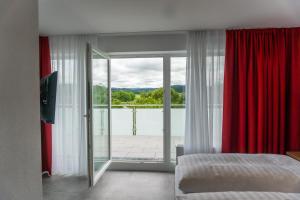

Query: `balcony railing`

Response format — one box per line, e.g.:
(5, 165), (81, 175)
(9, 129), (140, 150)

(93, 104), (185, 137)
(91, 104), (221, 160)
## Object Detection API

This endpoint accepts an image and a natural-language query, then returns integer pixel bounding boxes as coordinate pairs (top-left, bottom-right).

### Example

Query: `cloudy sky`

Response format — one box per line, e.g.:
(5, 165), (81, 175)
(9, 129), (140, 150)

(93, 57), (186, 88)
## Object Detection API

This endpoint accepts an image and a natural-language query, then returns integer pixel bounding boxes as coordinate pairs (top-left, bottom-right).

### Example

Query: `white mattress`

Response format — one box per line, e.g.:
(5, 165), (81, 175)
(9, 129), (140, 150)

(176, 192), (300, 200)
(176, 154), (300, 194)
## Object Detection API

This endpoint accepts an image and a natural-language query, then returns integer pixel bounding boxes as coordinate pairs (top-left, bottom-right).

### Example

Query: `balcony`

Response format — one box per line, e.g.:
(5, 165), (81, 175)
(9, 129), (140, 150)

(93, 105), (185, 161)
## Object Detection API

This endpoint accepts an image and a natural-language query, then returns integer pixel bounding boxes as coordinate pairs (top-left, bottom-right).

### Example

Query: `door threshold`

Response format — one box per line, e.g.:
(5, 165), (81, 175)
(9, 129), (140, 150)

(108, 161), (175, 172)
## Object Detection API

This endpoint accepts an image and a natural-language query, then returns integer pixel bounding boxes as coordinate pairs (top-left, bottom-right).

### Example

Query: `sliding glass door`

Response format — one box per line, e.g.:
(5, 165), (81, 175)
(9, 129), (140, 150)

(170, 57), (186, 161)
(110, 57), (164, 161)
(108, 54), (187, 170)
(86, 44), (111, 186)
(86, 52), (186, 172)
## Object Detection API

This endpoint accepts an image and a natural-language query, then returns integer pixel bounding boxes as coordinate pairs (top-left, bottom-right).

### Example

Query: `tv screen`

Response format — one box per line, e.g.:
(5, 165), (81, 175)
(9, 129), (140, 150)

(40, 71), (58, 124)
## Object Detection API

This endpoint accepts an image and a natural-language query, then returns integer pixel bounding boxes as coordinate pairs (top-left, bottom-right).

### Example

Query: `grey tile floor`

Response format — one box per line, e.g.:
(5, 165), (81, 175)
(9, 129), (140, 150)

(43, 171), (175, 200)
(93, 135), (183, 161)
(111, 135), (183, 160)
(43, 175), (88, 200)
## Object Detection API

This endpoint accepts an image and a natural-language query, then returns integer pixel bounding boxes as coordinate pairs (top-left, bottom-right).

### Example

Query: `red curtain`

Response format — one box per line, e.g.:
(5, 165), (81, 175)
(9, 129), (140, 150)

(40, 36), (52, 175)
(222, 28), (300, 154)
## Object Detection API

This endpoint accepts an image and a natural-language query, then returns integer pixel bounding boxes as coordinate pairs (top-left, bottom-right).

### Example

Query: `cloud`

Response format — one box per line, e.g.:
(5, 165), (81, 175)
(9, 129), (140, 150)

(111, 58), (163, 88)
(93, 57), (186, 88)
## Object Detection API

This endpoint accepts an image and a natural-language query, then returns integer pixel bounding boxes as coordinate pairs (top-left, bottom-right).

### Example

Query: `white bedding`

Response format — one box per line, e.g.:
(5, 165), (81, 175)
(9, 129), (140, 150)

(176, 192), (300, 200)
(176, 154), (300, 194)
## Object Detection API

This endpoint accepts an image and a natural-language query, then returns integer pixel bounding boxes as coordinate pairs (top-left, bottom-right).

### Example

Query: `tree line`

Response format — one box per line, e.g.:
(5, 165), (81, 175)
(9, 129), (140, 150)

(93, 85), (185, 107)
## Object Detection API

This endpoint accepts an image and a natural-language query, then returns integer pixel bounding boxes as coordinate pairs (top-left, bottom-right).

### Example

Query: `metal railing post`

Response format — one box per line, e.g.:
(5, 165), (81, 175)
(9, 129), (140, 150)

(132, 106), (137, 136)
(100, 108), (104, 135)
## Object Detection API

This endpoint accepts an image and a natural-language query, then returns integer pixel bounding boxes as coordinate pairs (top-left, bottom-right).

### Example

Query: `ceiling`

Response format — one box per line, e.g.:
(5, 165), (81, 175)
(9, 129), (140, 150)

(39, 0), (300, 35)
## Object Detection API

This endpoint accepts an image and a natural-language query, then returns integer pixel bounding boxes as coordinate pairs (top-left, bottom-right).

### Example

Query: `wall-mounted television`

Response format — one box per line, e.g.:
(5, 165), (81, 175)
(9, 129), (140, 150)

(40, 71), (58, 124)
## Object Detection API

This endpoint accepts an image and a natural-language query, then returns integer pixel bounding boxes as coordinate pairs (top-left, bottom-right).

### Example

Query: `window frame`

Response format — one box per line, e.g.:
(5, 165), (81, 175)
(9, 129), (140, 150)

(108, 51), (187, 171)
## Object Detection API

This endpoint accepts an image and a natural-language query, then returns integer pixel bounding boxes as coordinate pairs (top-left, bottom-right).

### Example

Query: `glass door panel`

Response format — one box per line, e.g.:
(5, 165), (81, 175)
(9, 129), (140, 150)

(86, 44), (111, 186)
(110, 58), (164, 161)
(170, 57), (186, 161)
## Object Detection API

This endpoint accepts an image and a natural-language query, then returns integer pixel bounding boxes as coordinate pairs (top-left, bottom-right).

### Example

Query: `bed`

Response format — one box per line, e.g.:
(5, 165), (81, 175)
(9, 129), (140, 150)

(175, 153), (300, 195)
(176, 192), (300, 200)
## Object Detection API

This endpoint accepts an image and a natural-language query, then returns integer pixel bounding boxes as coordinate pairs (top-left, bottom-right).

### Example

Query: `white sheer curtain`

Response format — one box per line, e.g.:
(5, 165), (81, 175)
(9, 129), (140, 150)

(50, 35), (97, 176)
(184, 30), (225, 154)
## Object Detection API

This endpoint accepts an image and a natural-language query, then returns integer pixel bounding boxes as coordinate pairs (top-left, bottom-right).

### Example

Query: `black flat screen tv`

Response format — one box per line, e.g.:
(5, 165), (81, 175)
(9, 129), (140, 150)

(40, 71), (58, 124)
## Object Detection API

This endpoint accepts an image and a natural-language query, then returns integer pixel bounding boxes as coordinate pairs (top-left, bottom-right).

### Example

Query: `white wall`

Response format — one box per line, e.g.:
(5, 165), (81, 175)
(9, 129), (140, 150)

(98, 33), (187, 53)
(0, 0), (42, 200)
